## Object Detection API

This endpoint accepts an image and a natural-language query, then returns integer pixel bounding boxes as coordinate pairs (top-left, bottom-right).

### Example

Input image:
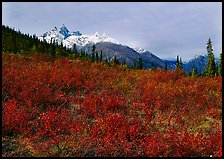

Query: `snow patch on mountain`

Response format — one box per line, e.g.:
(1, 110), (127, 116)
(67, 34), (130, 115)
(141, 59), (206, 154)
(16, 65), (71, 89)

(133, 47), (148, 54)
(39, 25), (124, 49)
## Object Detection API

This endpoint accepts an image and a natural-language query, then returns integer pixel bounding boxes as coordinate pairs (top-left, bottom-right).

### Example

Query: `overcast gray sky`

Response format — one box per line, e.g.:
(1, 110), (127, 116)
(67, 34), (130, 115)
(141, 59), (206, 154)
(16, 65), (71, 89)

(2, 2), (222, 61)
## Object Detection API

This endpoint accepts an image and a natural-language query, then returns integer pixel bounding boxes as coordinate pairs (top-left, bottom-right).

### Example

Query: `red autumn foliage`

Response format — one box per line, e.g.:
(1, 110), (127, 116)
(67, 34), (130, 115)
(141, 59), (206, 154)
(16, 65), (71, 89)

(2, 52), (222, 157)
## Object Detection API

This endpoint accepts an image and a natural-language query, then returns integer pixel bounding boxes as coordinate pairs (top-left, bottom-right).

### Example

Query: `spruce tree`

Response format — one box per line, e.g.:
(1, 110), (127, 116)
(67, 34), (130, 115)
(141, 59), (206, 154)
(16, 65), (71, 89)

(191, 68), (197, 78)
(100, 51), (103, 62)
(176, 55), (180, 70)
(52, 40), (56, 57)
(12, 29), (17, 53)
(91, 53), (95, 63)
(73, 44), (77, 53)
(206, 38), (216, 77)
(138, 57), (143, 70)
(179, 57), (183, 69)
(73, 44), (78, 57)
(85, 51), (88, 60)
(133, 60), (137, 69)
(218, 52), (222, 76)
(113, 56), (119, 64)
(95, 51), (99, 61)
(91, 45), (96, 63)
(164, 62), (168, 70)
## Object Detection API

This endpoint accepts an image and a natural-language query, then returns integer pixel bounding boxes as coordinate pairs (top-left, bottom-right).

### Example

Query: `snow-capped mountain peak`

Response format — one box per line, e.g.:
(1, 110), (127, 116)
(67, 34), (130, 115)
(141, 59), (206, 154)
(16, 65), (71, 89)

(39, 25), (125, 49)
(133, 47), (148, 54)
(59, 24), (70, 38)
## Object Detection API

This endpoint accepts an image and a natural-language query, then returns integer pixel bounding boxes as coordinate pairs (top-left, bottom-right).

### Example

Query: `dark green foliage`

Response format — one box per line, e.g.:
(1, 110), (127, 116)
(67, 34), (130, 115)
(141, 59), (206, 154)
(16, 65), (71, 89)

(206, 38), (216, 77)
(91, 45), (96, 63)
(2, 25), (68, 57)
(190, 67), (198, 78)
(85, 51), (89, 60)
(218, 52), (222, 76)
(176, 55), (180, 70)
(179, 57), (183, 69)
(95, 51), (99, 61)
(113, 56), (120, 64)
(138, 57), (143, 70)
(100, 51), (103, 62)
(132, 60), (137, 69)
(175, 55), (183, 70)
(91, 53), (95, 63)
(73, 44), (78, 54)
(73, 44), (79, 58)
(164, 62), (168, 70)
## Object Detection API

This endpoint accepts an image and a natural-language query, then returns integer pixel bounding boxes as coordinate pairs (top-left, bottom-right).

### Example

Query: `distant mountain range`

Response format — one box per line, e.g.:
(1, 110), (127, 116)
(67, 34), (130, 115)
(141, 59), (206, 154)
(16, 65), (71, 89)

(183, 55), (219, 75)
(39, 24), (219, 73)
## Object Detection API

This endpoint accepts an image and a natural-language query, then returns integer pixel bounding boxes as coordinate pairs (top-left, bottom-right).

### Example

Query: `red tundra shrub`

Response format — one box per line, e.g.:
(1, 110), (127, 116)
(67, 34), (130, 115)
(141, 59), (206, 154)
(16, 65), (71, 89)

(2, 53), (222, 157)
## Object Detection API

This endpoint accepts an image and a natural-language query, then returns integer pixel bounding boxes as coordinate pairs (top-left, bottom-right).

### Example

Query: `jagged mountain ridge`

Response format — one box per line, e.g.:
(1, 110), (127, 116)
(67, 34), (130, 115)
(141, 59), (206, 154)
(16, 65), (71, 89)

(39, 24), (123, 50)
(39, 25), (218, 72)
(39, 25), (166, 69)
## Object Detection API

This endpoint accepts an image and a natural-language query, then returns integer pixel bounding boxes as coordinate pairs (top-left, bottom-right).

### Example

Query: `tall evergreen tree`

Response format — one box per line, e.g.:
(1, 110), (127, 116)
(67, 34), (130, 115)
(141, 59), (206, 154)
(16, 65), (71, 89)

(12, 29), (17, 53)
(52, 40), (56, 57)
(95, 51), (99, 61)
(100, 51), (103, 62)
(132, 60), (137, 69)
(164, 62), (168, 70)
(91, 45), (96, 62)
(73, 44), (77, 53)
(113, 56), (119, 64)
(73, 44), (78, 57)
(218, 52), (222, 76)
(206, 38), (216, 77)
(91, 53), (95, 63)
(85, 51), (88, 60)
(179, 57), (183, 69)
(176, 55), (180, 70)
(138, 57), (143, 70)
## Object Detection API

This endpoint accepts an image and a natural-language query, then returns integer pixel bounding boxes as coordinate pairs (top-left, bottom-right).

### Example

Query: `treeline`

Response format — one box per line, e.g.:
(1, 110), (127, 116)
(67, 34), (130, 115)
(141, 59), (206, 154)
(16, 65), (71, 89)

(2, 25), (70, 57)
(2, 25), (134, 68)
(173, 38), (222, 77)
(2, 25), (222, 76)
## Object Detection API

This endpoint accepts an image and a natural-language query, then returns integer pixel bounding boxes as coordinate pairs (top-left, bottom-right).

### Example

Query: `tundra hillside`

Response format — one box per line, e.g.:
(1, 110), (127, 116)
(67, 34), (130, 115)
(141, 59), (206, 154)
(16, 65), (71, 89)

(2, 51), (222, 157)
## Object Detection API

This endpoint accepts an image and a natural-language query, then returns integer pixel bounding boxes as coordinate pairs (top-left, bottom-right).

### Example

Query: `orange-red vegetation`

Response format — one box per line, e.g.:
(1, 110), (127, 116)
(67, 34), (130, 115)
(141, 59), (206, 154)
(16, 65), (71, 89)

(2, 52), (222, 157)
